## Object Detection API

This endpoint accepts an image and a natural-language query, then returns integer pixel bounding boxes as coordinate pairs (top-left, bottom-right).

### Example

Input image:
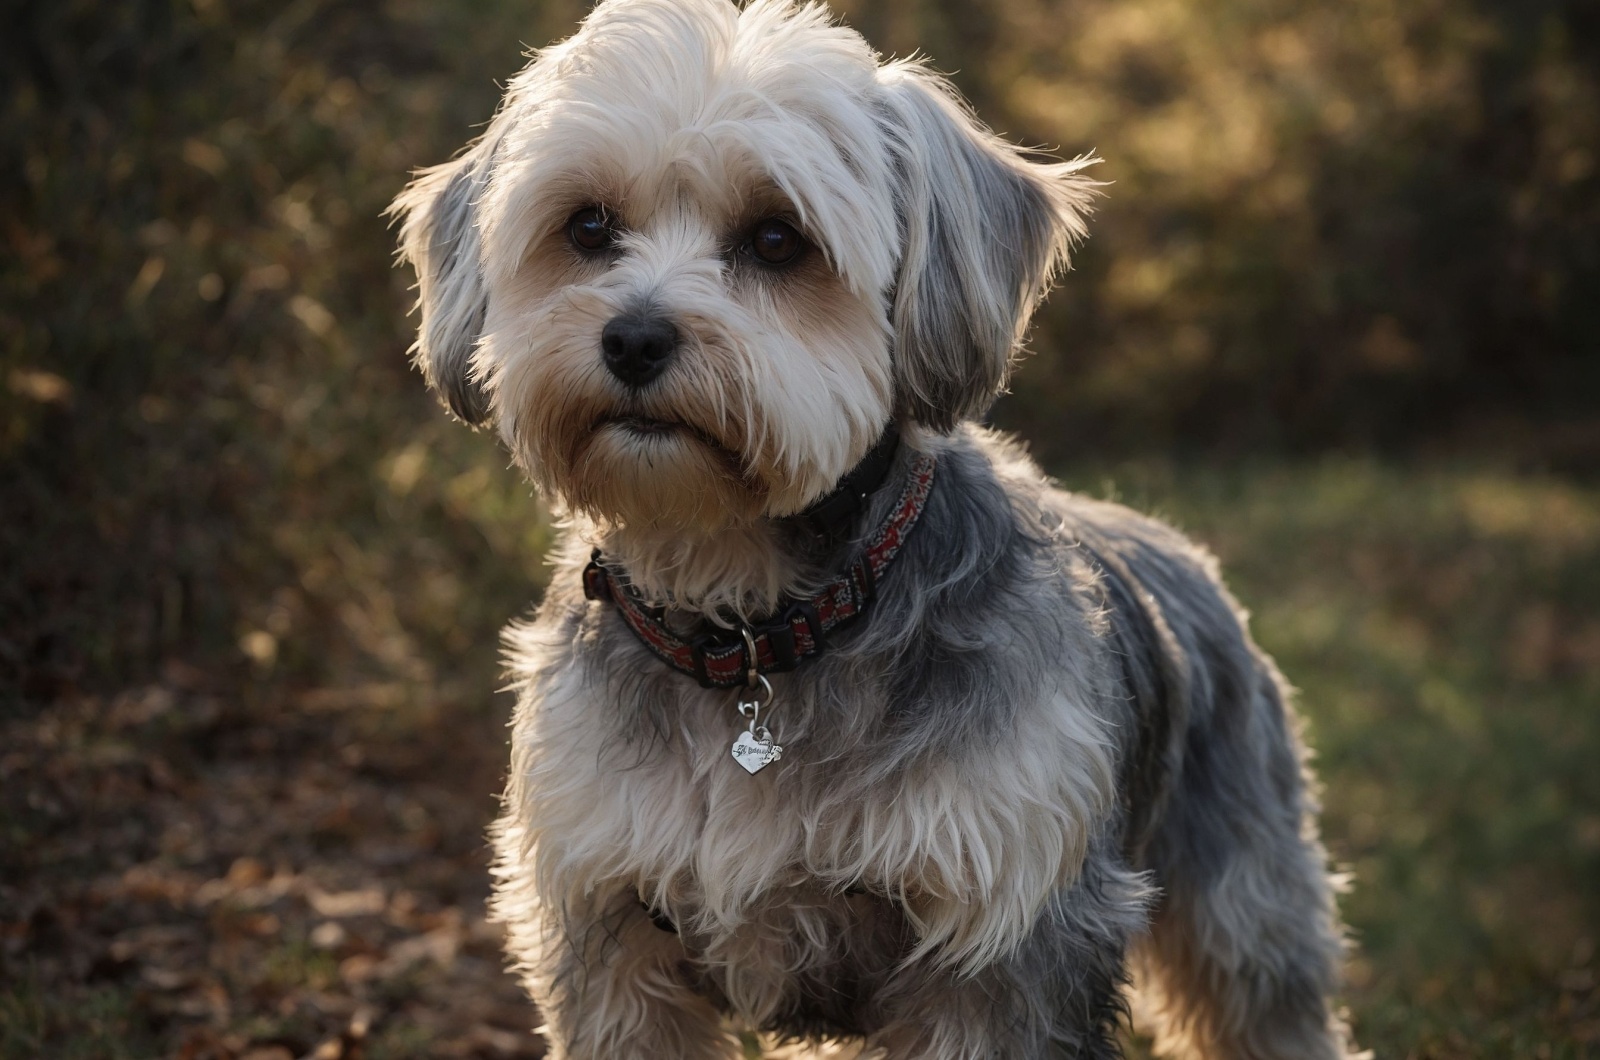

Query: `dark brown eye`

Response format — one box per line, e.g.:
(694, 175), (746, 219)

(748, 218), (803, 266)
(567, 207), (615, 252)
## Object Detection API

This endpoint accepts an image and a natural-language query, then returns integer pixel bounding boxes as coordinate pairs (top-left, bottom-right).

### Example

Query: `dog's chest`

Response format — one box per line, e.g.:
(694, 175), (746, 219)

(549, 685), (842, 893)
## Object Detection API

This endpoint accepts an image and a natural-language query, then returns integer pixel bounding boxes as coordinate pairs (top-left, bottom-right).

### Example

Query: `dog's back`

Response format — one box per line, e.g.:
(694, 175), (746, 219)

(1046, 465), (1355, 1057)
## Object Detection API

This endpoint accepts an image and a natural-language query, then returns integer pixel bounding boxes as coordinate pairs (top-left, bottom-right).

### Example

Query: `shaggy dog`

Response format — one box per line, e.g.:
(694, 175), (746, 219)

(391, 1), (1364, 1056)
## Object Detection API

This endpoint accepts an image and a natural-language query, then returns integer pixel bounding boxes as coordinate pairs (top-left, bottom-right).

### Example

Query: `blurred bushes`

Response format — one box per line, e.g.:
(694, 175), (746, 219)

(1, 0), (574, 704)
(840, 0), (1600, 464)
(2, 0), (1597, 699)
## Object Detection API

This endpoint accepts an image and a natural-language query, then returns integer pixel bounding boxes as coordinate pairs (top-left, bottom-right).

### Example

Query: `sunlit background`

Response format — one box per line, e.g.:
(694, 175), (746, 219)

(3, 0), (1597, 1056)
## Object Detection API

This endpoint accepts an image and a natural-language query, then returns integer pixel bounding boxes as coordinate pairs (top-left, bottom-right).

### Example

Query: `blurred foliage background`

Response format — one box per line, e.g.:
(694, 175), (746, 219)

(1, 0), (1596, 1057)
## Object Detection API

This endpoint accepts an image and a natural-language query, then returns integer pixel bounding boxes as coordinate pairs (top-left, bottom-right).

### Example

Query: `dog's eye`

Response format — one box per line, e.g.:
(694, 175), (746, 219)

(748, 218), (804, 266)
(567, 207), (616, 253)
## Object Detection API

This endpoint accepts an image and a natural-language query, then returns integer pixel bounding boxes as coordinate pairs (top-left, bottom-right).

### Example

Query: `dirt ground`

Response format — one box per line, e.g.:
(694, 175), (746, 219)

(2, 666), (543, 1059)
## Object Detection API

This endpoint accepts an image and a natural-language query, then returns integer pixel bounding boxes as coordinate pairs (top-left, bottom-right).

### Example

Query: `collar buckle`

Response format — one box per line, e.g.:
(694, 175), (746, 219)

(766, 601), (821, 670)
(581, 549), (612, 602)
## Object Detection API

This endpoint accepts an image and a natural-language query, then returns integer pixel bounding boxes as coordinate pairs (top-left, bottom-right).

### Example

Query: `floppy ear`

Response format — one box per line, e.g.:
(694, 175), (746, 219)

(876, 66), (1099, 432)
(389, 137), (497, 427)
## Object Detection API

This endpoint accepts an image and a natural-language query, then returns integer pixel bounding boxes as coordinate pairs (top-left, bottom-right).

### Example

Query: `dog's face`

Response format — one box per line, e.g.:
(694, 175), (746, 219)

(394, 0), (1096, 534)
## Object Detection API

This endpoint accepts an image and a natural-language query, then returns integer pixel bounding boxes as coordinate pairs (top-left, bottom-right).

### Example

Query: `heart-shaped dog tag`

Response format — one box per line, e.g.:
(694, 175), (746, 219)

(730, 728), (783, 775)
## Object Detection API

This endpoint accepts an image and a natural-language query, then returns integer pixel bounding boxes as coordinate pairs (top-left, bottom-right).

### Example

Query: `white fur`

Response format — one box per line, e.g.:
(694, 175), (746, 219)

(392, 0), (1097, 616)
(494, 606), (1118, 973)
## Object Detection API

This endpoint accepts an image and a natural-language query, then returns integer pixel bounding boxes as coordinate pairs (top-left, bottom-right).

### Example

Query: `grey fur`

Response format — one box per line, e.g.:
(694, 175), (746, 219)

(389, 4), (1361, 1054)
(877, 70), (1095, 432)
(390, 138), (496, 425)
(494, 427), (1361, 1059)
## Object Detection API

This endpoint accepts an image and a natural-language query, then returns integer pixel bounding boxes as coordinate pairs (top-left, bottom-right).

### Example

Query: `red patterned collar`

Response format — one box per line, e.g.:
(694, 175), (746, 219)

(582, 454), (937, 688)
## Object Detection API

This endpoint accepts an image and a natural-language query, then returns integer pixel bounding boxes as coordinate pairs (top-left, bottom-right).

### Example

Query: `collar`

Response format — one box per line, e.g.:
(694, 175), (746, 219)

(788, 423), (900, 542)
(582, 451), (937, 688)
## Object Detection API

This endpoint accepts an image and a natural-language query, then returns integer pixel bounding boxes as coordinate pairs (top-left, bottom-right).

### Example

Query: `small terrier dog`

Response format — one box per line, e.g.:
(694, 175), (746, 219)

(392, 1), (1363, 1057)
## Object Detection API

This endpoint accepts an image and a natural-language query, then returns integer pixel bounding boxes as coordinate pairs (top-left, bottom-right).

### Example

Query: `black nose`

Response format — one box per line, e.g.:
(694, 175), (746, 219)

(601, 314), (678, 388)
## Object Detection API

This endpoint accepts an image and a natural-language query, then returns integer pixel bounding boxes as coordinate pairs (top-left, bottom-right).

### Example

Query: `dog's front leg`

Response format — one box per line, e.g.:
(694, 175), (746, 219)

(870, 952), (1125, 1060)
(524, 887), (739, 1060)
(869, 943), (1128, 1060)
(868, 856), (1147, 1060)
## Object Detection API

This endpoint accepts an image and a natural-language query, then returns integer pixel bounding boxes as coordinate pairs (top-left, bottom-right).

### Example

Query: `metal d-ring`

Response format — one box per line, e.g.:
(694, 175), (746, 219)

(739, 624), (760, 689)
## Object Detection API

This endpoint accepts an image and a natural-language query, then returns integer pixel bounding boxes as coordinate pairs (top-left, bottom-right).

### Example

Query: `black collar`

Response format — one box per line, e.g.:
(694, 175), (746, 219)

(786, 423), (900, 543)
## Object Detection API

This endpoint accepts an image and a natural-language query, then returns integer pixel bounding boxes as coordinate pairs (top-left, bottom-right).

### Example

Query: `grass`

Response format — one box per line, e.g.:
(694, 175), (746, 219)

(0, 968), (155, 1060)
(1046, 457), (1600, 1057)
(12, 424), (1597, 1056)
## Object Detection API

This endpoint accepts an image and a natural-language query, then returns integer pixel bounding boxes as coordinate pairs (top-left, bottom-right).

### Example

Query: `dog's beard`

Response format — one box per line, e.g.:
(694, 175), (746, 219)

(524, 384), (772, 533)
(487, 293), (783, 533)
(565, 415), (768, 530)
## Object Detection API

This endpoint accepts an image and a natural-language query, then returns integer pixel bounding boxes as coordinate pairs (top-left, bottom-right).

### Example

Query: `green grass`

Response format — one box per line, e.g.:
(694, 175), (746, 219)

(0, 969), (155, 1060)
(1048, 457), (1600, 1057)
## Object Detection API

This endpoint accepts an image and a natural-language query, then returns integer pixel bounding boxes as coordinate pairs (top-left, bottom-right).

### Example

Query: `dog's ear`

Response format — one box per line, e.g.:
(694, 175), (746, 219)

(876, 66), (1099, 432)
(389, 137), (497, 427)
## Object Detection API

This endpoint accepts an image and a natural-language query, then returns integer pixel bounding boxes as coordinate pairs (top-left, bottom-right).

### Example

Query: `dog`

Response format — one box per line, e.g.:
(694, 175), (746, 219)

(390, 1), (1363, 1056)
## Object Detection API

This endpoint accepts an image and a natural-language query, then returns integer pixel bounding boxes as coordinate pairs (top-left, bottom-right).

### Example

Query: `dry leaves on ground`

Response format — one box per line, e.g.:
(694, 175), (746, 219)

(2, 665), (543, 1059)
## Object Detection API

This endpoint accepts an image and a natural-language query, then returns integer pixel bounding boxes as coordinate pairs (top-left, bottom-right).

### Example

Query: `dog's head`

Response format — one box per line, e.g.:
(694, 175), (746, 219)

(392, 0), (1096, 534)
